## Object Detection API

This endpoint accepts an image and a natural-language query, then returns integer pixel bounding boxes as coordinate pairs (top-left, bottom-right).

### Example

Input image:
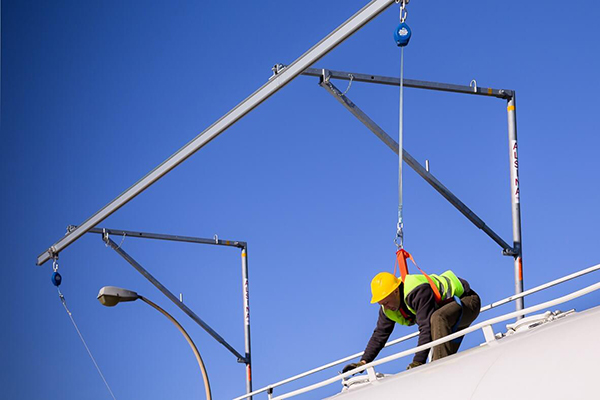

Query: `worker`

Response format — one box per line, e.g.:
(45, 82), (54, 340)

(342, 270), (480, 373)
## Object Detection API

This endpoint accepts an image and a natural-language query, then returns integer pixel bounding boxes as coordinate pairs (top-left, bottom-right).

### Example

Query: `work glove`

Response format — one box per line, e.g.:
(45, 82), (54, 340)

(342, 360), (366, 374)
(406, 361), (424, 370)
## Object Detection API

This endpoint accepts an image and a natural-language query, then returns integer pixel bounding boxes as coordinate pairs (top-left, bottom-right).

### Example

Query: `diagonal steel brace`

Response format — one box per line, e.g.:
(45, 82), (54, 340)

(318, 70), (515, 255)
(103, 236), (248, 363)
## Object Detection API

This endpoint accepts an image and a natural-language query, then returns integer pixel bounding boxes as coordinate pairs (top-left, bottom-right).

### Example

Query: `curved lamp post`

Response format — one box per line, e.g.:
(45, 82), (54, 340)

(97, 286), (212, 399)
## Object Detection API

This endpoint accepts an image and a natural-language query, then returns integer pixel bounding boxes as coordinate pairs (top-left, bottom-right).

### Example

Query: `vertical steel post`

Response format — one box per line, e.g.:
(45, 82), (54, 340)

(241, 246), (252, 397)
(507, 95), (524, 316)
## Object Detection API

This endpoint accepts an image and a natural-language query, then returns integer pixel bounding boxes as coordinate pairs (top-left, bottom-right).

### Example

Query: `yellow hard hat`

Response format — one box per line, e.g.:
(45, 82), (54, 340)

(370, 272), (401, 304)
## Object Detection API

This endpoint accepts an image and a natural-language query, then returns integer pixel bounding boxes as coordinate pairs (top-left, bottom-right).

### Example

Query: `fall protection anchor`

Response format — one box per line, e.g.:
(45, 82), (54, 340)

(393, 0), (411, 48)
(51, 258), (62, 287)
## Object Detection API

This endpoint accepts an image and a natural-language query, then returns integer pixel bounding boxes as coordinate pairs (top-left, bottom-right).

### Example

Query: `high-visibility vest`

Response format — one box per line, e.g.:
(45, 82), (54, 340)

(382, 270), (464, 323)
(383, 306), (415, 326)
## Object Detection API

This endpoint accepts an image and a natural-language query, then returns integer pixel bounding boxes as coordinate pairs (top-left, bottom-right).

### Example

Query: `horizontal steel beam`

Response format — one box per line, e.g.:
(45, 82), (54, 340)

(36, 0), (397, 266)
(319, 74), (513, 253)
(70, 225), (246, 248)
(303, 67), (513, 99)
(104, 236), (247, 362)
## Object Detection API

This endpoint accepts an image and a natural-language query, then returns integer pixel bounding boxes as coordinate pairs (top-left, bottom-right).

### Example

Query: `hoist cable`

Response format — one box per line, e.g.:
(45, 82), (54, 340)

(394, 0), (410, 249)
(57, 288), (117, 400)
(396, 45), (405, 249)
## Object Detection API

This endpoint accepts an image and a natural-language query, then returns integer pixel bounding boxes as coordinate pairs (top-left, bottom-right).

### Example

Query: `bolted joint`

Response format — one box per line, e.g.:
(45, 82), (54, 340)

(502, 247), (519, 257)
(48, 246), (59, 260)
(237, 357), (249, 364)
(270, 63), (287, 79)
(499, 89), (515, 100)
(319, 68), (331, 85)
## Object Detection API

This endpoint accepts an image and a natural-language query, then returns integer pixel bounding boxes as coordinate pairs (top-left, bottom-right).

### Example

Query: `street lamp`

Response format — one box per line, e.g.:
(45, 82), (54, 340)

(97, 286), (212, 399)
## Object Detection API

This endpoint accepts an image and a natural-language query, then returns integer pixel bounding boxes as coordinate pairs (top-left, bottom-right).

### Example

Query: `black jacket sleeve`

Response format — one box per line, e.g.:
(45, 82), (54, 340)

(405, 284), (437, 364)
(360, 307), (396, 363)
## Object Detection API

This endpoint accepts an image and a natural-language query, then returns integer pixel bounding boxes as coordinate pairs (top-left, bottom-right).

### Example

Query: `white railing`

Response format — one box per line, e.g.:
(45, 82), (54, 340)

(234, 263), (600, 400)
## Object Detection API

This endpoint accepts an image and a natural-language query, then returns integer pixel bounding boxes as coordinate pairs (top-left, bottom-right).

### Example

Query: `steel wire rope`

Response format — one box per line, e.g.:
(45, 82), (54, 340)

(57, 288), (117, 400)
(395, 0), (410, 250)
(396, 44), (405, 249)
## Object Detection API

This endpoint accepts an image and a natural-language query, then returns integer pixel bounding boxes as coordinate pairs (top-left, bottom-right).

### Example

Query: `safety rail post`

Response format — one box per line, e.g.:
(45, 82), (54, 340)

(506, 94), (525, 317)
(481, 325), (496, 343)
(366, 367), (377, 382)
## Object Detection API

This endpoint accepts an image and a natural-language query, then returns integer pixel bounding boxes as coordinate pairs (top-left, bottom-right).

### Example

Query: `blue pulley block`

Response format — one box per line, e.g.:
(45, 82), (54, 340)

(394, 22), (411, 47)
(51, 271), (62, 287)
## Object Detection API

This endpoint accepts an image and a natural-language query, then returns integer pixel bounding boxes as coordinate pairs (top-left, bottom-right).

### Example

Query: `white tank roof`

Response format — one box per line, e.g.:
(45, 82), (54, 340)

(327, 305), (600, 400)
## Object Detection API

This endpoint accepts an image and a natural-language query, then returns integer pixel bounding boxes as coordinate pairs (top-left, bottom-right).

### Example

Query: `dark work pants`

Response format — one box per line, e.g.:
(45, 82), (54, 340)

(430, 290), (481, 361)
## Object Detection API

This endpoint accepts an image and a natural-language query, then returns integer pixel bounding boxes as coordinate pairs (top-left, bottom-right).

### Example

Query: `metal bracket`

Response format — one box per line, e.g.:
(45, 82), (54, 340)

(502, 246), (519, 257)
(270, 63), (287, 79)
(48, 246), (59, 260)
(320, 68), (331, 84)
(499, 89), (514, 100)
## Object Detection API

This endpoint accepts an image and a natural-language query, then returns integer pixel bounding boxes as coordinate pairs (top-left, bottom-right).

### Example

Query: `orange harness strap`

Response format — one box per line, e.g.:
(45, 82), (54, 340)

(395, 249), (442, 303)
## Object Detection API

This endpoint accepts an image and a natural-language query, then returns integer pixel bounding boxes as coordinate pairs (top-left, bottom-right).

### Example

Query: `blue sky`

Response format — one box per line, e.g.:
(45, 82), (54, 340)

(3, 1), (600, 399)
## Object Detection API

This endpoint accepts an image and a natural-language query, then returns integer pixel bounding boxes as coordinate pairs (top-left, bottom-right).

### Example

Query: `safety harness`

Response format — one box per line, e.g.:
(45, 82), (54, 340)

(396, 249), (442, 302)
(396, 249), (465, 342)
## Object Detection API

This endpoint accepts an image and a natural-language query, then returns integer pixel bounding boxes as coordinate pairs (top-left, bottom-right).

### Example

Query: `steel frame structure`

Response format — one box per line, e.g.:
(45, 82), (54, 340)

(34, 1), (527, 395)
(303, 67), (524, 312)
(75, 226), (254, 396)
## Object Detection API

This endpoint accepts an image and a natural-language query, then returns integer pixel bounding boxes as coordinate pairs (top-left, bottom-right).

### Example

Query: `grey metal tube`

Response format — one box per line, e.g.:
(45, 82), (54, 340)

(103, 237), (246, 362)
(241, 246), (252, 397)
(36, 0), (396, 266)
(320, 76), (513, 253)
(139, 296), (212, 400)
(72, 225), (246, 248)
(303, 67), (513, 99)
(506, 95), (525, 315)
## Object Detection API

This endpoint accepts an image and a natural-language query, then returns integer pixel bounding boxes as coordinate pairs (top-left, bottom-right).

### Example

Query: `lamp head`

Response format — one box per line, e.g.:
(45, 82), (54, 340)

(97, 286), (139, 307)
